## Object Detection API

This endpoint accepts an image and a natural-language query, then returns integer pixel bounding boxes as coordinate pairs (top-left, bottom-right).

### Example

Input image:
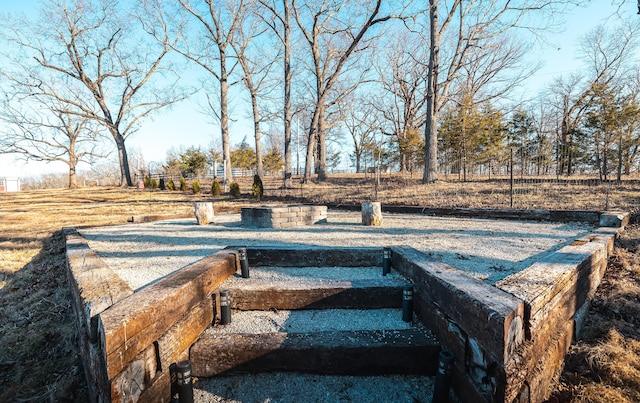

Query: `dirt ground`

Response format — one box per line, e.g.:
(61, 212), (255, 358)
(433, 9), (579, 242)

(0, 181), (639, 402)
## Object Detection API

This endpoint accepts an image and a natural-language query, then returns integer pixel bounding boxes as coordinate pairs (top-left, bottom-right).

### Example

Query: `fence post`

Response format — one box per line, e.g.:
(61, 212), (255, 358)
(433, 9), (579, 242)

(510, 147), (514, 208)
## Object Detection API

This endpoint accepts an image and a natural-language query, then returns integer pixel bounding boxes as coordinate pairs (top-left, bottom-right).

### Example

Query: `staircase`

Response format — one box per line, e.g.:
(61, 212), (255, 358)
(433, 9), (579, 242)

(189, 263), (441, 381)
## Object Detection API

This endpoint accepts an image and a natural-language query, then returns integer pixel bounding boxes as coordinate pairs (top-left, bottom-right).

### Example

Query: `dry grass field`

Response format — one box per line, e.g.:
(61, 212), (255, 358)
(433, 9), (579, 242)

(0, 175), (638, 402)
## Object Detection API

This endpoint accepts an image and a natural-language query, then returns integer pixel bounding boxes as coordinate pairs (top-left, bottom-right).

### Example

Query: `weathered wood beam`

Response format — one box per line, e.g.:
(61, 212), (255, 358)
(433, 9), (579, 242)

(98, 250), (237, 379)
(227, 278), (409, 310)
(241, 246), (383, 267)
(391, 246), (525, 364)
(497, 232), (612, 335)
(496, 230), (615, 402)
(190, 329), (440, 377)
(324, 204), (603, 225)
(64, 227), (134, 342)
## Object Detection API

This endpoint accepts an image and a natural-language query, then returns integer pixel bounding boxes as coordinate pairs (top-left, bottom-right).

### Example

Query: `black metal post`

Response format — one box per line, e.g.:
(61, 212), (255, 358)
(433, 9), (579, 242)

(220, 290), (231, 325)
(238, 247), (250, 278)
(175, 360), (194, 403)
(510, 147), (514, 208)
(383, 247), (391, 276)
(432, 351), (454, 403)
(402, 285), (413, 322)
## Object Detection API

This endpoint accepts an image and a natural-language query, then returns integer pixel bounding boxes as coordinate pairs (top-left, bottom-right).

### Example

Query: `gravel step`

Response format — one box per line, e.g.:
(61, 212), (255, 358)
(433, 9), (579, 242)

(221, 266), (411, 310)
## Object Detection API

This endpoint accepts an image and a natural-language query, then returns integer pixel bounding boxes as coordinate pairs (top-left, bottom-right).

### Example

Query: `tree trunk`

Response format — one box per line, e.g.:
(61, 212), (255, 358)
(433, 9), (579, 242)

(398, 129), (407, 172)
(68, 137), (78, 189)
(602, 134), (609, 182)
(317, 104), (327, 180)
(113, 130), (133, 187)
(617, 133), (623, 182)
(303, 103), (321, 183)
(283, 0), (293, 188)
(423, 0), (439, 184)
(251, 90), (263, 177)
(560, 98), (575, 177)
(220, 51), (233, 186)
(69, 164), (78, 189)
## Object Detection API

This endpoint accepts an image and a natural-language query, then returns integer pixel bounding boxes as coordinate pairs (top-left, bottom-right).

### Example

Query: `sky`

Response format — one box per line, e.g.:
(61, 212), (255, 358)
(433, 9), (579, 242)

(0, 0), (637, 179)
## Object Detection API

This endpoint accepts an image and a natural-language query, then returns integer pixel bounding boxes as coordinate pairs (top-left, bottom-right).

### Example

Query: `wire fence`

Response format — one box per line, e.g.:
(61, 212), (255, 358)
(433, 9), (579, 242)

(378, 174), (640, 212)
(79, 167), (640, 213)
(261, 173), (640, 212)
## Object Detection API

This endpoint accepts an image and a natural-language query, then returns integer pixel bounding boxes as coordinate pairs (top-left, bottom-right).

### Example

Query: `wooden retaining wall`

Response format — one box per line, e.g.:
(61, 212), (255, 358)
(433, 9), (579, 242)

(389, 211), (627, 402)
(64, 210), (628, 403)
(496, 227), (619, 402)
(391, 247), (525, 402)
(64, 228), (238, 403)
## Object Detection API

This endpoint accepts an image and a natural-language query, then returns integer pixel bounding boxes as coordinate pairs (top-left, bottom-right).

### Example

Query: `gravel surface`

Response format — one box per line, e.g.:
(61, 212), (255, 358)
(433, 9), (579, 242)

(223, 266), (405, 283)
(192, 373), (438, 403)
(208, 308), (418, 335)
(80, 210), (593, 289)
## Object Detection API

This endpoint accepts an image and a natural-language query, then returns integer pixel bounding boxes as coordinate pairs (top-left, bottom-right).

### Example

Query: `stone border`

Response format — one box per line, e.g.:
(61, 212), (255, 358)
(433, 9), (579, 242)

(241, 205), (327, 228)
(64, 210), (628, 403)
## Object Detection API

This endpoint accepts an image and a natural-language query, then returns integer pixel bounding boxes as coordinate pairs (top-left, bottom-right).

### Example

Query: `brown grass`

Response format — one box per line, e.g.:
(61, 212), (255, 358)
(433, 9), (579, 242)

(553, 220), (640, 403)
(0, 187), (227, 401)
(269, 174), (640, 210)
(0, 175), (639, 401)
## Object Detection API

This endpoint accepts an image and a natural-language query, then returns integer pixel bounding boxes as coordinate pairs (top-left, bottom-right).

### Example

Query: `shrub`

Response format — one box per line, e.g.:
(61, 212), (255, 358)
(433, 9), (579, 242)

(167, 178), (175, 191)
(159, 178), (166, 190)
(212, 179), (221, 196)
(230, 181), (241, 198)
(192, 180), (201, 194)
(144, 175), (151, 188)
(151, 178), (158, 189)
(252, 174), (264, 200)
(180, 177), (187, 192)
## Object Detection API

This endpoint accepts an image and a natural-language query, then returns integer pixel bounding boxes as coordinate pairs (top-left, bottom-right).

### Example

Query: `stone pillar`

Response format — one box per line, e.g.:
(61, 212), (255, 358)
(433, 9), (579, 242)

(361, 202), (383, 226)
(194, 202), (214, 225)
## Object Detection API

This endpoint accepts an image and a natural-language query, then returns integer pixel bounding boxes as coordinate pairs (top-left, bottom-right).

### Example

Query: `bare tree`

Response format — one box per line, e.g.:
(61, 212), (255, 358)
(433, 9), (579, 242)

(0, 95), (108, 189)
(442, 34), (534, 178)
(259, 0), (295, 187)
(343, 97), (380, 173)
(232, 4), (279, 177)
(422, 0), (590, 183)
(293, 0), (404, 182)
(374, 31), (428, 172)
(160, 0), (249, 187)
(530, 99), (557, 176)
(550, 20), (639, 176)
(619, 67), (640, 177)
(1, 0), (184, 186)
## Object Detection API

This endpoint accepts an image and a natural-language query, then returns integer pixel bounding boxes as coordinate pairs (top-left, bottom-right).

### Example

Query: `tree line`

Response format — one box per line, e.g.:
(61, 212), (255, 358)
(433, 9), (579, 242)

(0, 0), (637, 189)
